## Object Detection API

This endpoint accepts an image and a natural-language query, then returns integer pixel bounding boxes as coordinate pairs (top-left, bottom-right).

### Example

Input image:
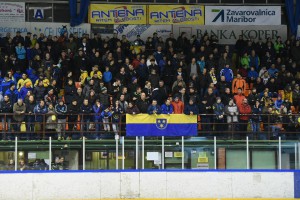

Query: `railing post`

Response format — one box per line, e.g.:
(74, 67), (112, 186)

(115, 134), (119, 170)
(182, 136), (184, 169)
(135, 136), (138, 170)
(278, 137), (281, 170)
(142, 136), (144, 169)
(83, 136), (85, 170)
(14, 136), (18, 171)
(246, 136), (249, 169)
(122, 136), (125, 170)
(295, 143), (297, 169)
(267, 114), (270, 140)
(43, 114), (46, 140)
(214, 136), (217, 170)
(49, 137), (52, 171)
(162, 136), (164, 169)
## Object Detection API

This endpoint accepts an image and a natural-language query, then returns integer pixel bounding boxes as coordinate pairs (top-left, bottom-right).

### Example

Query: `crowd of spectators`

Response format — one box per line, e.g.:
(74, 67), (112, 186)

(0, 30), (300, 140)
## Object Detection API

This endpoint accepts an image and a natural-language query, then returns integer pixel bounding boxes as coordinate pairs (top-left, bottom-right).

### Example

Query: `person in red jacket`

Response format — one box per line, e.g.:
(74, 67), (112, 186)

(234, 88), (246, 109)
(238, 98), (252, 139)
(172, 96), (184, 114)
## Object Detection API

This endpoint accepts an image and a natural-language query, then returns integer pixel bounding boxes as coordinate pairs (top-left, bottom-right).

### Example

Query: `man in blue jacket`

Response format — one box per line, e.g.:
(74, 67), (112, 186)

(220, 64), (234, 83)
(184, 98), (199, 115)
(147, 99), (161, 115)
(34, 100), (48, 140)
(5, 83), (19, 105)
(161, 99), (174, 114)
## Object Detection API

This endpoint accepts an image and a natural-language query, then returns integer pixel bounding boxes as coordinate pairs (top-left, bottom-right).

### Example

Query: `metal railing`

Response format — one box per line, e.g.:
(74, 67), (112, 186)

(0, 113), (299, 140)
(0, 135), (299, 171)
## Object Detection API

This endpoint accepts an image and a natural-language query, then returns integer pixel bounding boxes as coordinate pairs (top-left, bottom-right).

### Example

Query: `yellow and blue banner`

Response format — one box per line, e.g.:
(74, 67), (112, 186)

(89, 4), (147, 24)
(126, 114), (197, 136)
(148, 5), (204, 25)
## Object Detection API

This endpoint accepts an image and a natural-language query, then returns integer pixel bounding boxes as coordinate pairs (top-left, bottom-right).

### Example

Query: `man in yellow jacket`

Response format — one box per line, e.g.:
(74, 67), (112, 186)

(17, 73), (32, 91)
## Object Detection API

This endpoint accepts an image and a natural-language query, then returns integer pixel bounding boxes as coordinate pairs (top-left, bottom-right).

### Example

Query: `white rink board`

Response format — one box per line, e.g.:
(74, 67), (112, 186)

(0, 171), (294, 200)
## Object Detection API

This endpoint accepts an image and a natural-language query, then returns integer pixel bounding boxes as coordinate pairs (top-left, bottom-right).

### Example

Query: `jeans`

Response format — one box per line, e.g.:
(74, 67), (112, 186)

(250, 120), (260, 140)
(102, 118), (110, 131)
(112, 123), (119, 135)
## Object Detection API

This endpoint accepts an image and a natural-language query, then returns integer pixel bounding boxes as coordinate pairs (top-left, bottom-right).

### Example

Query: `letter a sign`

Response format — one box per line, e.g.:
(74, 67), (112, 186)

(34, 8), (44, 19)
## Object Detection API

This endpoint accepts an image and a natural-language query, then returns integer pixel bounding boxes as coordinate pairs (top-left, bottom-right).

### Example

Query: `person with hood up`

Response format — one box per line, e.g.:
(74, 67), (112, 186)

(225, 98), (239, 138)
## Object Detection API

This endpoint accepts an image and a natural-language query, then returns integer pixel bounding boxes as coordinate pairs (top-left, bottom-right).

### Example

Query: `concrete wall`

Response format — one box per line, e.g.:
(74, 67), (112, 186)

(0, 171), (295, 200)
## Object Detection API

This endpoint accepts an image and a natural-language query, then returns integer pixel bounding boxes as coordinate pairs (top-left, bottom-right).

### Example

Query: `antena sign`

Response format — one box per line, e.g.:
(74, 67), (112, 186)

(89, 4), (146, 24)
(149, 5), (204, 25)
(205, 6), (281, 25)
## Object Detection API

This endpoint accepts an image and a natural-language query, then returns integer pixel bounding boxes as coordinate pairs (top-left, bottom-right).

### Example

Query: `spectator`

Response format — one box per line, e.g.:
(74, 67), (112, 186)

(137, 92), (149, 113)
(251, 100), (263, 140)
(171, 96), (184, 114)
(213, 97), (225, 137)
(184, 98), (199, 115)
(0, 95), (12, 140)
(111, 100), (124, 135)
(4, 83), (19, 105)
(232, 73), (246, 94)
(101, 106), (112, 133)
(45, 103), (57, 138)
(13, 98), (26, 138)
(234, 88), (246, 109)
(80, 99), (92, 139)
(99, 87), (110, 108)
(44, 88), (57, 106)
(34, 100), (48, 140)
(238, 98), (252, 138)
(55, 99), (67, 140)
(25, 95), (35, 140)
(17, 73), (32, 90)
(220, 64), (234, 83)
(147, 99), (161, 115)
(93, 99), (103, 140)
(126, 101), (140, 114)
(161, 99), (174, 114)
(225, 99), (239, 138)
(67, 99), (80, 139)
(18, 159), (28, 171)
(64, 79), (76, 105)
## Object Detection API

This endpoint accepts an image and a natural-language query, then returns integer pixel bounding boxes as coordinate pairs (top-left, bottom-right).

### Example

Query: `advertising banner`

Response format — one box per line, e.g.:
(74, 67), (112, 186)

(89, 4), (147, 24)
(205, 6), (281, 25)
(0, 22), (91, 37)
(149, 5), (204, 25)
(172, 25), (287, 45)
(0, 2), (25, 22)
(114, 24), (172, 41)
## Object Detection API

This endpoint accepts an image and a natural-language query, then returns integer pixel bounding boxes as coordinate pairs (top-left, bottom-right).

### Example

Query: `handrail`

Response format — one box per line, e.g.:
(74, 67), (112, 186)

(0, 113), (299, 140)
